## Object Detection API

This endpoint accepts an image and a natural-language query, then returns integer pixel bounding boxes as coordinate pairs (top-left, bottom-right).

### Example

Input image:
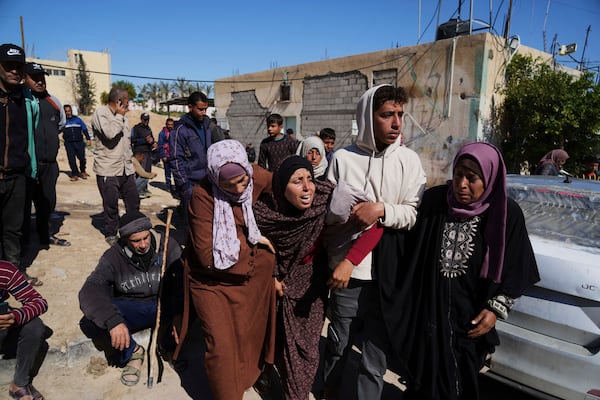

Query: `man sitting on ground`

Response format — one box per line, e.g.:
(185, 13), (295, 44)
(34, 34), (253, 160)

(78, 211), (181, 386)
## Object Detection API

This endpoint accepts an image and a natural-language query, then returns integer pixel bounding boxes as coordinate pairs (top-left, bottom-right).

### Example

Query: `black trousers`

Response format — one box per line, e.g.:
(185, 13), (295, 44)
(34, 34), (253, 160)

(0, 317), (52, 387)
(96, 174), (140, 237)
(23, 162), (59, 245)
(0, 174), (27, 269)
(64, 141), (87, 176)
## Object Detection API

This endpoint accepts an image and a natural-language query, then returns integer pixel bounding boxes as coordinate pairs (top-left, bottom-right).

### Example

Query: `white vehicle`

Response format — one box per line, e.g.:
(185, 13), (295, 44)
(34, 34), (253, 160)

(488, 175), (600, 400)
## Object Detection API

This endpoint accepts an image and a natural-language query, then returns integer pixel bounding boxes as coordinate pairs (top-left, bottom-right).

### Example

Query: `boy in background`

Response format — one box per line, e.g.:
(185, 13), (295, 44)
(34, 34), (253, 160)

(257, 113), (297, 172)
(319, 127), (336, 163)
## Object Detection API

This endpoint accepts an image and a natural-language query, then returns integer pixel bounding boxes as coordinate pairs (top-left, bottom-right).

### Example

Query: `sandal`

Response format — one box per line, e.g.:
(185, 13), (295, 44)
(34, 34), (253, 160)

(120, 345), (145, 386)
(29, 384), (44, 400)
(25, 274), (43, 287)
(9, 385), (34, 400)
(49, 235), (71, 247)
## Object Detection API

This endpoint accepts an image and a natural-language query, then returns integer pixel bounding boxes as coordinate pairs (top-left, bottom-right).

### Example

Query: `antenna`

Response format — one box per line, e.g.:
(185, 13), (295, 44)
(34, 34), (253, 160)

(417, 0), (421, 44)
(542, 0), (551, 52)
(580, 25), (591, 71)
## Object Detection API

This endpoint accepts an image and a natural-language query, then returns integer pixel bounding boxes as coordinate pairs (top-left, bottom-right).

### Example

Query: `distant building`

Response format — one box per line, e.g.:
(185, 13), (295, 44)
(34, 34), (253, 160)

(26, 48), (111, 115)
(214, 32), (553, 185)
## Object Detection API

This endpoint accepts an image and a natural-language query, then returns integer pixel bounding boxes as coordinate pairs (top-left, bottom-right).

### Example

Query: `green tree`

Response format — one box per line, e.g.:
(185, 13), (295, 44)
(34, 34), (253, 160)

(492, 54), (600, 173)
(138, 82), (160, 111)
(158, 81), (173, 112)
(112, 80), (137, 100)
(100, 91), (109, 105)
(174, 77), (189, 97)
(75, 54), (96, 115)
(200, 83), (214, 98)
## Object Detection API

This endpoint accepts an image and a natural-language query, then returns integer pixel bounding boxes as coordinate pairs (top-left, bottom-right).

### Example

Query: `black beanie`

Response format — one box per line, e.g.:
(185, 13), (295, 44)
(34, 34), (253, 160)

(118, 211), (152, 238)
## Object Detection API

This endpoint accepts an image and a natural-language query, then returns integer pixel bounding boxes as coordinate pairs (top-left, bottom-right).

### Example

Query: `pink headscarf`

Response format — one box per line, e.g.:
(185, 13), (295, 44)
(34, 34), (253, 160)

(446, 142), (507, 283)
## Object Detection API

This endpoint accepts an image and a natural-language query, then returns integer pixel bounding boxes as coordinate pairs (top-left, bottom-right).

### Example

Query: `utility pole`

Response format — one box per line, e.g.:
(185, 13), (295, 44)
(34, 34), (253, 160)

(542, 0), (551, 52)
(503, 0), (513, 40)
(20, 16), (25, 50)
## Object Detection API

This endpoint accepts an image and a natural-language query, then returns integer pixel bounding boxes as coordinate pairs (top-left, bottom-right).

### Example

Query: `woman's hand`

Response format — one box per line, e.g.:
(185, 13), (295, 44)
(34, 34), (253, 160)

(468, 308), (497, 338)
(258, 235), (275, 253)
(327, 259), (355, 289)
(274, 278), (286, 297)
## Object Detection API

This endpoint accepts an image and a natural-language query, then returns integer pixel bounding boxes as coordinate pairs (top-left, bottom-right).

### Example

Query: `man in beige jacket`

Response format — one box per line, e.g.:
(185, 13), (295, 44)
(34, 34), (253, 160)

(91, 87), (140, 246)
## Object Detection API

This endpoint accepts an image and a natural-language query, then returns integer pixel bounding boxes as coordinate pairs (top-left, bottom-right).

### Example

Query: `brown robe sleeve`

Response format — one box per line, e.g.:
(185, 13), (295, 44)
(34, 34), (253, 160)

(188, 181), (215, 268)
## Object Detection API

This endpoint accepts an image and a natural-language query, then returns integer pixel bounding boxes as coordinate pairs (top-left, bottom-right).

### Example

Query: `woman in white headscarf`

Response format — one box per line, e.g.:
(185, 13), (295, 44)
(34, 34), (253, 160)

(296, 136), (328, 179)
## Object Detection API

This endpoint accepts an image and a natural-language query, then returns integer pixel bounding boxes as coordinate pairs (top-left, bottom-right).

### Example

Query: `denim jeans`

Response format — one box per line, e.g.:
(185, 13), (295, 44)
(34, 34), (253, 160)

(79, 298), (157, 366)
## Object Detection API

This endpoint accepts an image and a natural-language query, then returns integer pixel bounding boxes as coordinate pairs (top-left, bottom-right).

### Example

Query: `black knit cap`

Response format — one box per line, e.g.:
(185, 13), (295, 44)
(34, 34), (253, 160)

(118, 210), (152, 238)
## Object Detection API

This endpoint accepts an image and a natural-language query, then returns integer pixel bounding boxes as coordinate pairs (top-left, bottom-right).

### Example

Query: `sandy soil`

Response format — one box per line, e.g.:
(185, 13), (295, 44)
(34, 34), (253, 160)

(0, 111), (263, 399)
(0, 110), (407, 400)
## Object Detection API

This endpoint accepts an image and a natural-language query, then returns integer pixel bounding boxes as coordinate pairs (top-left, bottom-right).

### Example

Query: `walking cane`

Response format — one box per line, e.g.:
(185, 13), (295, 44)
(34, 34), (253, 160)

(147, 208), (173, 388)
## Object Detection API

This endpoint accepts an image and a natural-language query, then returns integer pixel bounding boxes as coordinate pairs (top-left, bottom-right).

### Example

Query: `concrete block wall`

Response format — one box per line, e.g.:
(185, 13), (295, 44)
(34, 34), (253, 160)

(373, 69), (398, 86)
(301, 71), (368, 149)
(225, 90), (269, 150)
(216, 33), (557, 183)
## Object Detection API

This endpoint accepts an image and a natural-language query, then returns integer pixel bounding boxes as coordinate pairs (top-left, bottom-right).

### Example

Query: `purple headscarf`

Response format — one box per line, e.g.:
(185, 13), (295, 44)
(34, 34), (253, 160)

(539, 149), (569, 169)
(446, 142), (507, 283)
(207, 139), (261, 270)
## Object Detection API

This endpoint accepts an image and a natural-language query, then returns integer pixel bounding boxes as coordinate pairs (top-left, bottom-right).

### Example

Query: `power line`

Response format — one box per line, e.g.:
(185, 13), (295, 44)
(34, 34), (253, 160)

(38, 52), (417, 85)
(38, 62), (215, 84)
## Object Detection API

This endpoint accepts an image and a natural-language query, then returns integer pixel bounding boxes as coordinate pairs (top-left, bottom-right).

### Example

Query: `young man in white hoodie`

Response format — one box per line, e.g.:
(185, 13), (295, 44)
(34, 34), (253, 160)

(322, 84), (426, 399)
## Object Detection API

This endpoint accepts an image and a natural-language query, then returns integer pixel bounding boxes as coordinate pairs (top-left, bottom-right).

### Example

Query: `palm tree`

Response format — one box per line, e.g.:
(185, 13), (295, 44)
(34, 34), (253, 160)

(174, 77), (189, 97)
(158, 81), (172, 112)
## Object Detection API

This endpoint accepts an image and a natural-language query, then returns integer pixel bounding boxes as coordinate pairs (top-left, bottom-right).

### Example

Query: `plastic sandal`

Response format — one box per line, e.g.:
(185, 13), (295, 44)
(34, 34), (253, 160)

(9, 385), (33, 400)
(25, 274), (43, 287)
(29, 384), (44, 400)
(120, 346), (145, 386)
(49, 236), (71, 247)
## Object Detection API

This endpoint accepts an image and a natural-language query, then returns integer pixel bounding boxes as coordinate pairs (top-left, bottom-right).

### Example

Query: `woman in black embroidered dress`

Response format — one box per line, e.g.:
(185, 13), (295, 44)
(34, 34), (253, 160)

(385, 142), (540, 400)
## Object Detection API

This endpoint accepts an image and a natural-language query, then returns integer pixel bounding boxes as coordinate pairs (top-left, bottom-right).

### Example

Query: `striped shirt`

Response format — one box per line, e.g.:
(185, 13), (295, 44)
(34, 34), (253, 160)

(0, 261), (48, 326)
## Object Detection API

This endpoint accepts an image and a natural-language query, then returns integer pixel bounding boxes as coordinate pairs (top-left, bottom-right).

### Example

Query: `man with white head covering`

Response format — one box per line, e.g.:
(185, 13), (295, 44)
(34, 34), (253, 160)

(322, 85), (426, 399)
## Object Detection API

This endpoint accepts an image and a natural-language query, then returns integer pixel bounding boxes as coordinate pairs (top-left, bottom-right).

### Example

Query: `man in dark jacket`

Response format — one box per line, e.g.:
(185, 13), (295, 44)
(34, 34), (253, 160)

(62, 104), (91, 181)
(0, 44), (39, 279)
(78, 211), (182, 386)
(23, 62), (70, 249)
(131, 113), (156, 197)
(169, 91), (223, 230)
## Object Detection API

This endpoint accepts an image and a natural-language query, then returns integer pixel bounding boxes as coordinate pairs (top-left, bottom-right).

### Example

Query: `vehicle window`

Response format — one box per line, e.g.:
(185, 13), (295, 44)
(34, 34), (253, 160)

(508, 185), (600, 249)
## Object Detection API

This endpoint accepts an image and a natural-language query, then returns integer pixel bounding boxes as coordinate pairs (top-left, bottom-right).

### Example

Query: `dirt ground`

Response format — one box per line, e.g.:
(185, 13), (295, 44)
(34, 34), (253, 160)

(0, 110), (264, 400)
(0, 110), (408, 399)
(0, 110), (521, 400)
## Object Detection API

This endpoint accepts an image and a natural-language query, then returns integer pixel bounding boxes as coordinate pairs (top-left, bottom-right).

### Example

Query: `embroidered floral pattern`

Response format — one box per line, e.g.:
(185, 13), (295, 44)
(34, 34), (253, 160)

(439, 216), (480, 278)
